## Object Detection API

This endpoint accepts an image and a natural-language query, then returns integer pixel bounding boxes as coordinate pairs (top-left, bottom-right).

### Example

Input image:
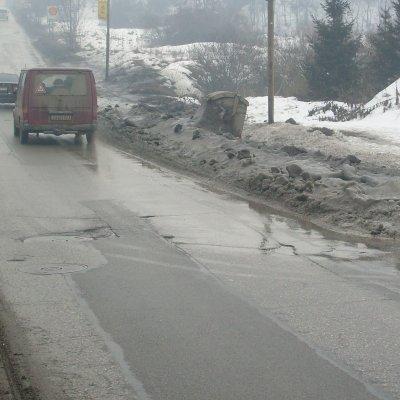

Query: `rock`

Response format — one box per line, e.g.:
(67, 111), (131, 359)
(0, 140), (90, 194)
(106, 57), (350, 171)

(286, 118), (299, 125)
(344, 154), (361, 165)
(275, 175), (290, 186)
(123, 118), (137, 127)
(340, 164), (357, 181)
(282, 145), (307, 156)
(286, 164), (303, 178)
(309, 127), (334, 136)
(241, 159), (254, 168)
(192, 130), (201, 140)
(261, 178), (273, 191)
(162, 114), (174, 120)
(295, 194), (309, 202)
(304, 181), (314, 192)
(371, 224), (384, 236)
(249, 173), (270, 191)
(209, 159), (218, 166)
(310, 173), (322, 181)
(320, 127), (334, 136)
(360, 175), (379, 187)
(226, 152), (236, 160)
(174, 124), (183, 134)
(301, 171), (311, 181)
(224, 132), (236, 140)
(270, 167), (281, 174)
(237, 149), (252, 160)
(114, 104), (120, 108)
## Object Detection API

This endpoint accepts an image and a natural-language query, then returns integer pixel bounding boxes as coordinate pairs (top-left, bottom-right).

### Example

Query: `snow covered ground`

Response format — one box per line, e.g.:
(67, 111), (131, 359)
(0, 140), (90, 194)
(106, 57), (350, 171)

(78, 5), (201, 97)
(246, 86), (400, 144)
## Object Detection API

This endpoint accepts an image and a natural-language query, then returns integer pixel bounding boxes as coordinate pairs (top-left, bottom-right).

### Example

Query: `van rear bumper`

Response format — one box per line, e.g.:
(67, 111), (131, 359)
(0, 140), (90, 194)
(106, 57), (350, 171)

(23, 123), (97, 135)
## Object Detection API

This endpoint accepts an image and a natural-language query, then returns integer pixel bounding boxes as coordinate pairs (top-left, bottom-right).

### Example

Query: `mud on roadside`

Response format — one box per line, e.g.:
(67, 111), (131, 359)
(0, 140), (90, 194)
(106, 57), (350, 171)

(97, 96), (400, 240)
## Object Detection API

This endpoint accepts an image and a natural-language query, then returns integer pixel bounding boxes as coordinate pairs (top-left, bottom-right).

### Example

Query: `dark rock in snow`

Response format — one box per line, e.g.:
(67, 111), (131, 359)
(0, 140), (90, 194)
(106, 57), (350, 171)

(192, 130), (201, 140)
(282, 145), (307, 156)
(285, 118), (299, 125)
(123, 118), (137, 127)
(249, 173), (270, 191)
(309, 127), (335, 136)
(209, 159), (218, 166)
(371, 224), (384, 236)
(224, 132), (236, 140)
(320, 127), (335, 136)
(174, 124), (183, 134)
(270, 167), (281, 174)
(286, 164), (303, 178)
(360, 175), (379, 187)
(344, 154), (361, 165)
(275, 175), (290, 186)
(310, 173), (322, 182)
(227, 152), (236, 160)
(241, 159), (254, 167)
(295, 194), (309, 202)
(237, 149), (252, 160)
(301, 171), (311, 181)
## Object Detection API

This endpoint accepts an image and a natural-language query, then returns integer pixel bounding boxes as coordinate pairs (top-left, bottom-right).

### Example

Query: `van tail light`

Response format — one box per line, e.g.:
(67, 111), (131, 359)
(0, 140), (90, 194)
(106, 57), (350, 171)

(22, 105), (28, 121)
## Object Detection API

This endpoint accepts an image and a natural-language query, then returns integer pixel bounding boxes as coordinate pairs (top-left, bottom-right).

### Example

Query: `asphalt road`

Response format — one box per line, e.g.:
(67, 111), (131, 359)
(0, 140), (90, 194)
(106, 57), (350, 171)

(1, 12), (400, 400)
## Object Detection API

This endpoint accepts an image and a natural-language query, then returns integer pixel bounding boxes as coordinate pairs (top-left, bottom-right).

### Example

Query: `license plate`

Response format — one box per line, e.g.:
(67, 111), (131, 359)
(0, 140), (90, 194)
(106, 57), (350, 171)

(50, 114), (72, 121)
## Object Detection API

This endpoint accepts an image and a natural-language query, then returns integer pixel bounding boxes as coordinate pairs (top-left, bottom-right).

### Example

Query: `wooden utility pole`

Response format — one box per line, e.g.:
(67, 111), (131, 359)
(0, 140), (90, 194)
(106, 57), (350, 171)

(105, 0), (110, 80)
(267, 0), (275, 124)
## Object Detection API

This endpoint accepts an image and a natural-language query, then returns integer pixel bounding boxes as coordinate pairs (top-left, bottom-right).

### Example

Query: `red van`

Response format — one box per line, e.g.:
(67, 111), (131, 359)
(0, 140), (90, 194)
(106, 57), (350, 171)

(13, 68), (97, 144)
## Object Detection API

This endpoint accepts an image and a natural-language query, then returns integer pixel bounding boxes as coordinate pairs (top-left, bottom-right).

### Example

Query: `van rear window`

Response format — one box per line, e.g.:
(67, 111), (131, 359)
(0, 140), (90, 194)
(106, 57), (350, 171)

(34, 73), (88, 96)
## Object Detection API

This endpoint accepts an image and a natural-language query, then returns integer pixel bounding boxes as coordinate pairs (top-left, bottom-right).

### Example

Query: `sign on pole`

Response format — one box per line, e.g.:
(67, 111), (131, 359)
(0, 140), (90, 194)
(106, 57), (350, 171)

(47, 5), (59, 21)
(98, 0), (107, 21)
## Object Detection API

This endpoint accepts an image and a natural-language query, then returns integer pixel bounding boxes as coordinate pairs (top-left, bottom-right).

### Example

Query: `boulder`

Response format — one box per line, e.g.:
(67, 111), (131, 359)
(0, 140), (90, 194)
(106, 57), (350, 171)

(237, 149), (252, 160)
(174, 124), (183, 134)
(286, 164), (303, 178)
(285, 118), (299, 125)
(192, 130), (201, 140)
(282, 145), (307, 156)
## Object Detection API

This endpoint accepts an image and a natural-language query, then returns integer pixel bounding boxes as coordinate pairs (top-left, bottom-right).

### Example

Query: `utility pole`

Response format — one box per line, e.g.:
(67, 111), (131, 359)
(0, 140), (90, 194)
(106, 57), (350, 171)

(267, 0), (275, 124)
(105, 0), (110, 80)
(69, 0), (73, 49)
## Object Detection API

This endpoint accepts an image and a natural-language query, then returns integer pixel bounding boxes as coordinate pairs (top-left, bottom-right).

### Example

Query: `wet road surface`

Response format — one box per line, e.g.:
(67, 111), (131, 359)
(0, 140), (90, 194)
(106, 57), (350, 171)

(1, 13), (400, 400)
(1, 107), (400, 400)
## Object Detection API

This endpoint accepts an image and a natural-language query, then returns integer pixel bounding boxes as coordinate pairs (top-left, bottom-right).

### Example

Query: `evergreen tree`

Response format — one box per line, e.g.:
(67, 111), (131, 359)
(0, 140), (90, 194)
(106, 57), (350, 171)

(305, 0), (360, 101)
(369, 5), (400, 89)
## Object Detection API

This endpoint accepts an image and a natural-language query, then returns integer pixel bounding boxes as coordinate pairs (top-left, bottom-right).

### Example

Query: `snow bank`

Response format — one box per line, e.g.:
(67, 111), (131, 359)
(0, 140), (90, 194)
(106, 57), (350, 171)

(246, 94), (400, 144)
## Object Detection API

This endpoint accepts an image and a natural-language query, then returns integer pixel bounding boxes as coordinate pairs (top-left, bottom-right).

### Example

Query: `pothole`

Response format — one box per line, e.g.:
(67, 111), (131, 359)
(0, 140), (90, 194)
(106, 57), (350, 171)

(21, 227), (116, 243)
(18, 264), (89, 275)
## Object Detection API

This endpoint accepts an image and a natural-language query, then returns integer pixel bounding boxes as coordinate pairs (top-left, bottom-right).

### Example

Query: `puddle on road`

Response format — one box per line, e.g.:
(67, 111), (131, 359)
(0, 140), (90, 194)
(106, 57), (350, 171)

(19, 263), (89, 275)
(21, 227), (116, 243)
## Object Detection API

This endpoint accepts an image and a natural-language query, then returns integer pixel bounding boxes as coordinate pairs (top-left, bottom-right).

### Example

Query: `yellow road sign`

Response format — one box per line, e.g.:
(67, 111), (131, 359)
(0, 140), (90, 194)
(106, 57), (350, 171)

(98, 0), (107, 20)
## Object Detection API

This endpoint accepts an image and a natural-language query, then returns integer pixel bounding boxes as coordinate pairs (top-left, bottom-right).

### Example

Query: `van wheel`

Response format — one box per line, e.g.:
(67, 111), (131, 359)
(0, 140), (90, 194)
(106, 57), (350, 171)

(20, 128), (29, 144)
(86, 131), (95, 144)
(14, 122), (20, 137)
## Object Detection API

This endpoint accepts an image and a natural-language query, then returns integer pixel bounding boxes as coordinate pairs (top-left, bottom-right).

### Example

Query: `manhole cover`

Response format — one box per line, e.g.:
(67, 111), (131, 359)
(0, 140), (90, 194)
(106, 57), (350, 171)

(19, 264), (88, 275)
